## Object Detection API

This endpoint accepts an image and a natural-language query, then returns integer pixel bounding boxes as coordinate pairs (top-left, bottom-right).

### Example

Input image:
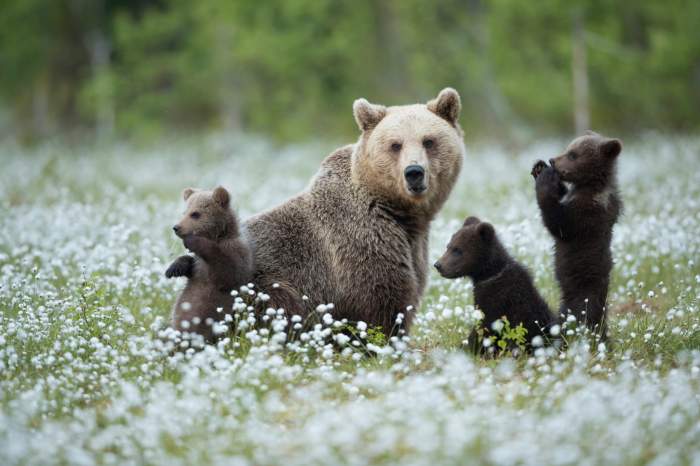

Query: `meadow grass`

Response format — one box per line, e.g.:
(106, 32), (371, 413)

(1, 134), (699, 465)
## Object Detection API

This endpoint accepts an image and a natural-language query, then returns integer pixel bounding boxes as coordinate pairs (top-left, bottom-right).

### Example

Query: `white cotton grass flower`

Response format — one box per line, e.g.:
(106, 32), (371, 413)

(491, 319), (504, 333)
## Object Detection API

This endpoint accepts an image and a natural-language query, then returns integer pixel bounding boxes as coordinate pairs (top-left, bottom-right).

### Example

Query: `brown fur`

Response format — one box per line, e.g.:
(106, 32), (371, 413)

(244, 89), (465, 335)
(531, 131), (623, 338)
(166, 186), (253, 343)
(435, 217), (558, 353)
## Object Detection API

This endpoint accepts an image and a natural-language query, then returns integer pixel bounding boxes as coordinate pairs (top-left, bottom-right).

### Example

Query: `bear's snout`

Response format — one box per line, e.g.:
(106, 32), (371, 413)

(173, 225), (182, 236)
(433, 261), (443, 272)
(404, 165), (426, 194)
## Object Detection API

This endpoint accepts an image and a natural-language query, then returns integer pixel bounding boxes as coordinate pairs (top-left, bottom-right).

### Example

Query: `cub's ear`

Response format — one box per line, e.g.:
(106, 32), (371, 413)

(601, 138), (622, 159)
(427, 87), (461, 125)
(584, 129), (600, 137)
(353, 98), (387, 132)
(463, 216), (480, 227)
(182, 188), (196, 201)
(477, 222), (495, 242)
(212, 186), (230, 207)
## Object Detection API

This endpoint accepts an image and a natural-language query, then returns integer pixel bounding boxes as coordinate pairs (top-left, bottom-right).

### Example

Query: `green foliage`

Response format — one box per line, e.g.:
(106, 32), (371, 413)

(473, 316), (529, 357)
(1, 0), (699, 141)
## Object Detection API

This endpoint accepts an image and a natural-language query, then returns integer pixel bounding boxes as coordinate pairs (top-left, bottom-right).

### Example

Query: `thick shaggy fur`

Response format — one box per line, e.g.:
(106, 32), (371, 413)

(532, 131), (623, 337)
(166, 186), (253, 343)
(244, 89), (465, 335)
(435, 217), (558, 352)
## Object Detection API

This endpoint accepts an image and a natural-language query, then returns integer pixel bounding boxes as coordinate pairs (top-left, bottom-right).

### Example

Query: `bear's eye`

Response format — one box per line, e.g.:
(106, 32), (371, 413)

(452, 248), (462, 256)
(423, 138), (435, 149)
(567, 152), (578, 161)
(390, 142), (402, 152)
(190, 212), (201, 219)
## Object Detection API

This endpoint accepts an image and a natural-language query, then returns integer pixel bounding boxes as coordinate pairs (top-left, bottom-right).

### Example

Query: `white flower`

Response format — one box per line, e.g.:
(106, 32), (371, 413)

(334, 334), (350, 346)
(491, 319), (504, 333)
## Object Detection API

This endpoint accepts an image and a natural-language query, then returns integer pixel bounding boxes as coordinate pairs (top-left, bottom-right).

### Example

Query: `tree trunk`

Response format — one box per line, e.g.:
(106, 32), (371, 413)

(572, 11), (590, 134)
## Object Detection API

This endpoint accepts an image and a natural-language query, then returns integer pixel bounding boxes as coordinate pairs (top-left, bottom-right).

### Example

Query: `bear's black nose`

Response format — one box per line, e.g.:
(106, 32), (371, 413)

(404, 165), (425, 191)
(433, 261), (442, 272)
(173, 225), (181, 233)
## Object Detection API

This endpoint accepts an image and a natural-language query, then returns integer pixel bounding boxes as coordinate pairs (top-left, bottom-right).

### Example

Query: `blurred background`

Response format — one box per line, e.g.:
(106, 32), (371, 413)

(1, 0), (698, 145)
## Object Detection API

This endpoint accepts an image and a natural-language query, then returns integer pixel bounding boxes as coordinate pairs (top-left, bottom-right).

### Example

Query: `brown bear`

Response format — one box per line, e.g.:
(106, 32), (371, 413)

(165, 186), (253, 343)
(531, 131), (623, 338)
(244, 88), (465, 336)
(434, 216), (559, 353)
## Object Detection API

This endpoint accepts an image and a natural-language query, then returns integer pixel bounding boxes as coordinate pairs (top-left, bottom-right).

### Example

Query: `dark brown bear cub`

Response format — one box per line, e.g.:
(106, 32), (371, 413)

(531, 131), (622, 338)
(165, 186), (253, 344)
(434, 217), (558, 353)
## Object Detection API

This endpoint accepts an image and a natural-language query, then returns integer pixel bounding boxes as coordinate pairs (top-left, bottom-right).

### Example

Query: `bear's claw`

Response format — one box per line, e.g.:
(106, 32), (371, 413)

(531, 160), (549, 179)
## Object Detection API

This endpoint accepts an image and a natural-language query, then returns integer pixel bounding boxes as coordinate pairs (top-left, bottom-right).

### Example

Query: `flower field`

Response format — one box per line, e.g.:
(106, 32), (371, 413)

(1, 135), (699, 465)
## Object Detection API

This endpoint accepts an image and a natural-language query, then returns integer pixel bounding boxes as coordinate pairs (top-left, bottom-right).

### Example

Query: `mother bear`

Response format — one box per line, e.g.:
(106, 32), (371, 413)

(245, 88), (464, 335)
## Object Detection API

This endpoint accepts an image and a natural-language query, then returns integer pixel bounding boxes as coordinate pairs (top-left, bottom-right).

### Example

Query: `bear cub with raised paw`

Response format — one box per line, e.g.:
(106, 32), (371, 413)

(531, 131), (623, 339)
(165, 186), (253, 344)
(434, 216), (558, 354)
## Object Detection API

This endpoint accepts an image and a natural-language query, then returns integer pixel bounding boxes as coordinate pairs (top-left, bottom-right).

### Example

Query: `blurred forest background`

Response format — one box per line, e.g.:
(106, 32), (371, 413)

(1, 0), (699, 144)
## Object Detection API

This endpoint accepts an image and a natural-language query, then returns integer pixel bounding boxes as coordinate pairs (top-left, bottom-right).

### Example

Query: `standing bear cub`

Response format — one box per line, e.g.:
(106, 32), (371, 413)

(165, 186), (253, 343)
(435, 217), (558, 353)
(531, 131), (623, 338)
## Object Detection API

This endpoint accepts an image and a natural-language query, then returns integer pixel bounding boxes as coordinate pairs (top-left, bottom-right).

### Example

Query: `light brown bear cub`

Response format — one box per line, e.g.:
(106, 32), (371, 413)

(165, 186), (253, 343)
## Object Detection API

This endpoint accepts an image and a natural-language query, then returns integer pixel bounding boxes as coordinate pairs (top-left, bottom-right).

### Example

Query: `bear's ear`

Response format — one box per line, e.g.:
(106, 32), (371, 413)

(212, 186), (230, 207)
(584, 129), (600, 137)
(353, 98), (387, 132)
(182, 188), (195, 201)
(477, 222), (495, 242)
(600, 138), (622, 159)
(427, 87), (461, 125)
(463, 216), (480, 227)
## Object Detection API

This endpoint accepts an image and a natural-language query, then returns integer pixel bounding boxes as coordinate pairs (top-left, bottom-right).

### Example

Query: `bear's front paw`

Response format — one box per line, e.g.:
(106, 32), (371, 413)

(535, 166), (564, 198)
(165, 255), (194, 278)
(537, 166), (560, 186)
(531, 160), (548, 179)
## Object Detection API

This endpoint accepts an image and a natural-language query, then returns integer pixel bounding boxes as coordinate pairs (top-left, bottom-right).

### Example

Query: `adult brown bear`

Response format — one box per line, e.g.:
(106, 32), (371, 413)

(244, 89), (465, 335)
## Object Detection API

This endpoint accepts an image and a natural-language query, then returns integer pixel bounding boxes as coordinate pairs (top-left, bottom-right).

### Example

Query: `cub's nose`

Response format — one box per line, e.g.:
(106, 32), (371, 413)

(404, 165), (425, 191)
(433, 261), (442, 272)
(173, 225), (181, 233)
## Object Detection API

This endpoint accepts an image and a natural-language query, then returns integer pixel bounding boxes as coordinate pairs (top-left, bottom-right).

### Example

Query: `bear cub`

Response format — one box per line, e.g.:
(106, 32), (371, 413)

(531, 131), (623, 338)
(165, 186), (253, 343)
(434, 217), (558, 353)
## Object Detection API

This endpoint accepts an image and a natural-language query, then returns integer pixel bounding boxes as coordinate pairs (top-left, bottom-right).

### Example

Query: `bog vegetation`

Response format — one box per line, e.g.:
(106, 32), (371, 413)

(1, 135), (699, 465)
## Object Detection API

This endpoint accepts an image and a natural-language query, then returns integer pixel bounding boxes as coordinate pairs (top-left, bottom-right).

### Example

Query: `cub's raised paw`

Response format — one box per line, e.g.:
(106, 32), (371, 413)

(535, 166), (564, 197)
(165, 255), (195, 278)
(531, 160), (548, 179)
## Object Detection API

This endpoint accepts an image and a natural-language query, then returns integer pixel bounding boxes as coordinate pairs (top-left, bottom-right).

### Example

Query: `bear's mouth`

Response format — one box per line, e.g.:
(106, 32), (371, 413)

(407, 184), (427, 196)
